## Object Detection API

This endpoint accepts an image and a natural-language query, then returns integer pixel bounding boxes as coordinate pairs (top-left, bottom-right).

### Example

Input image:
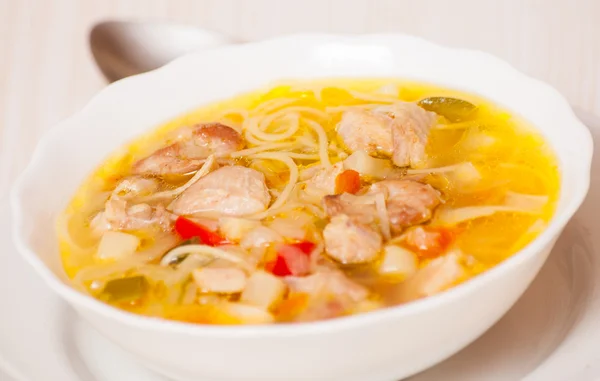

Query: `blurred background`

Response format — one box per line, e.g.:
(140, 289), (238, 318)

(0, 0), (598, 199)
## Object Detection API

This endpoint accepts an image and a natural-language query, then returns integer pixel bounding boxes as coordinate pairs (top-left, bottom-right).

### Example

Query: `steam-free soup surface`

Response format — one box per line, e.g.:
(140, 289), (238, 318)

(59, 79), (559, 325)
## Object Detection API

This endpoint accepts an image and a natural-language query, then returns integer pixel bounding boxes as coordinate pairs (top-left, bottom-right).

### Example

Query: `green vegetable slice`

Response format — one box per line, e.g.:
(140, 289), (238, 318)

(418, 97), (477, 122)
(101, 275), (148, 302)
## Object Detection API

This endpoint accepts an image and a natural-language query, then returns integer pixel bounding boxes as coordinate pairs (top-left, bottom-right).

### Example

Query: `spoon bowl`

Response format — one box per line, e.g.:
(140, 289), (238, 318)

(90, 21), (237, 82)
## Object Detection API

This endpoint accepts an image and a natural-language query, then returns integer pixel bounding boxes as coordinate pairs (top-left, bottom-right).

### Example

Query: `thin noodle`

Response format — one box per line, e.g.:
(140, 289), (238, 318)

(302, 119), (332, 167)
(140, 155), (215, 201)
(375, 193), (391, 240)
(160, 244), (253, 271)
(248, 113), (300, 141)
(286, 153), (320, 160)
(303, 203), (326, 218)
(252, 98), (298, 115)
(295, 134), (319, 149)
(406, 162), (471, 175)
(246, 202), (304, 220)
(259, 107), (329, 131)
(230, 142), (297, 158)
(246, 152), (299, 219)
(56, 213), (95, 254)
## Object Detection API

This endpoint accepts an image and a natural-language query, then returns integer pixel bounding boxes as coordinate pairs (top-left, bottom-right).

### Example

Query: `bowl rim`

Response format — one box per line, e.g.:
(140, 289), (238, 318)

(10, 32), (593, 338)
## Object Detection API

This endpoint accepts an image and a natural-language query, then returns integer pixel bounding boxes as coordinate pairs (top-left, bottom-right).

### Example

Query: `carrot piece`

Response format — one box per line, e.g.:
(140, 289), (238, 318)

(275, 293), (310, 321)
(404, 226), (457, 259)
(335, 169), (361, 194)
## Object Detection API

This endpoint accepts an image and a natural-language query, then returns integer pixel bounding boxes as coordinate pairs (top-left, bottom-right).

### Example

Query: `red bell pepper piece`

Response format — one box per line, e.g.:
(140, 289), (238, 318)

(290, 241), (316, 255)
(174, 216), (227, 246)
(265, 241), (315, 277)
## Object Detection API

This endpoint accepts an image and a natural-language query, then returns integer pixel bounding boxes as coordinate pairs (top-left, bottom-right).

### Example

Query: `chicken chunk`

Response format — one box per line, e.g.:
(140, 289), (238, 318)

(370, 180), (441, 234)
(394, 251), (465, 303)
(337, 108), (393, 156)
(322, 193), (377, 224)
(133, 123), (244, 175)
(336, 103), (436, 168)
(323, 214), (382, 264)
(112, 176), (159, 198)
(378, 103), (437, 167)
(302, 162), (344, 200)
(91, 199), (174, 234)
(170, 166), (271, 217)
(192, 267), (247, 294)
(286, 271), (369, 302)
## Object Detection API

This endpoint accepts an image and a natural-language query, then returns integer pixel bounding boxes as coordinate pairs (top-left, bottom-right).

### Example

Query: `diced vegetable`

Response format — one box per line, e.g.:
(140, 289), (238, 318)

(218, 217), (261, 242)
(461, 129), (496, 151)
(418, 97), (477, 122)
(395, 251), (465, 303)
(265, 255), (292, 276)
(274, 293), (309, 321)
(240, 226), (283, 249)
(241, 271), (287, 309)
(343, 150), (392, 178)
(192, 267), (247, 294)
(268, 212), (313, 240)
(96, 231), (141, 261)
(379, 245), (418, 279)
(448, 162), (482, 189)
(335, 169), (361, 194)
(222, 302), (275, 324)
(101, 275), (148, 302)
(401, 226), (455, 258)
(265, 242), (314, 277)
(174, 216), (227, 246)
(290, 241), (316, 254)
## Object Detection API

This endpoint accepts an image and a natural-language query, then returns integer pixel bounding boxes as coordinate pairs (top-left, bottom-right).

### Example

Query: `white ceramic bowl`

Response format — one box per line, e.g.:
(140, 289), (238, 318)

(10, 34), (592, 381)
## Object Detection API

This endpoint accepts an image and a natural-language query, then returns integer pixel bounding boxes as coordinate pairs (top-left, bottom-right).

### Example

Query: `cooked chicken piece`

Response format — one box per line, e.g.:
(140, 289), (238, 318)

(370, 180), (441, 234)
(394, 251), (465, 303)
(336, 103), (436, 168)
(286, 271), (369, 301)
(112, 176), (159, 198)
(302, 162), (344, 200)
(323, 214), (382, 264)
(337, 108), (393, 156)
(192, 267), (247, 294)
(133, 123), (244, 175)
(91, 199), (174, 234)
(377, 103), (437, 167)
(170, 166), (271, 216)
(322, 193), (377, 224)
(284, 270), (369, 321)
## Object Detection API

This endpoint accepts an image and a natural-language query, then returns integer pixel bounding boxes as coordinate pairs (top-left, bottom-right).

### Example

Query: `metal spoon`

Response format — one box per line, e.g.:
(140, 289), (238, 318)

(89, 21), (237, 82)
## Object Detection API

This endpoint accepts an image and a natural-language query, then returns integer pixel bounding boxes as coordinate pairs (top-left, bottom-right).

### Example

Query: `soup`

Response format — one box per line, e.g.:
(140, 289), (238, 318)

(59, 79), (559, 325)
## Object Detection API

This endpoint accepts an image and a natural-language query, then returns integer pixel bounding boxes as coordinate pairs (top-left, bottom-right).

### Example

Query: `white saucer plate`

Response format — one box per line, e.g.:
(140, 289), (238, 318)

(1, 110), (599, 381)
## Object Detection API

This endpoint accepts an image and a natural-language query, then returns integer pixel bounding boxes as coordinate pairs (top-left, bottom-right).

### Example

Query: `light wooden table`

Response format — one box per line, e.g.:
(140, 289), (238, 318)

(0, 1), (599, 379)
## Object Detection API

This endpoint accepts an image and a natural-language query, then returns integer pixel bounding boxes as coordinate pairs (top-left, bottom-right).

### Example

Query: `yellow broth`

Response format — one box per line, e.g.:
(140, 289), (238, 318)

(58, 79), (560, 324)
